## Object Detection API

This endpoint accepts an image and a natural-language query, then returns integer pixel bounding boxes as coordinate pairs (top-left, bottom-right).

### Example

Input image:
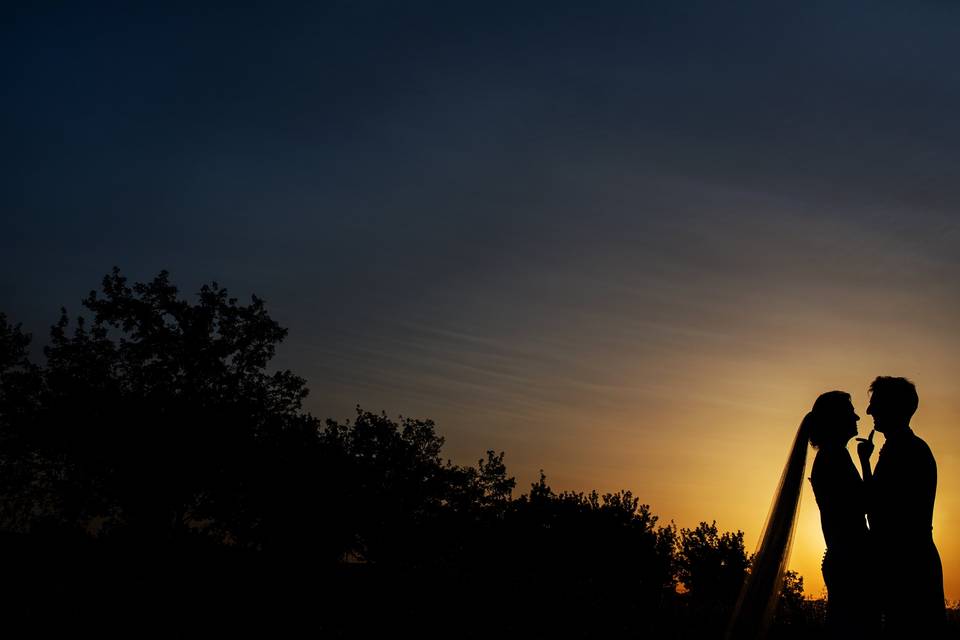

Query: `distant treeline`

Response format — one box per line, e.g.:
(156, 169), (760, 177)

(0, 271), (954, 637)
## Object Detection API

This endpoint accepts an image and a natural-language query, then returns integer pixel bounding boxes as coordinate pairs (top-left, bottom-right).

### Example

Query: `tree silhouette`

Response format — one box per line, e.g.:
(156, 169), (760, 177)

(0, 313), (45, 531)
(318, 408), (516, 566)
(677, 521), (749, 604)
(674, 520), (750, 634)
(0, 269), (317, 548)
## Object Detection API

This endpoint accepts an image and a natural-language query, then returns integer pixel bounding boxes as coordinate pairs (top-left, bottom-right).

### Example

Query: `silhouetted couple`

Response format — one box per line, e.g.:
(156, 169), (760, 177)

(726, 376), (945, 640)
(807, 377), (945, 638)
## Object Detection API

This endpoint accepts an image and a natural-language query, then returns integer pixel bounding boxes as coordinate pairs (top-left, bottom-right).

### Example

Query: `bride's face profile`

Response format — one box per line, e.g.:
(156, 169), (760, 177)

(808, 392), (860, 449)
(837, 400), (860, 443)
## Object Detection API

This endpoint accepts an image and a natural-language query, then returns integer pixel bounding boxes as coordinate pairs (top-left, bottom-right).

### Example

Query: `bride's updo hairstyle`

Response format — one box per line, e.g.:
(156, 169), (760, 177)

(802, 390), (853, 449)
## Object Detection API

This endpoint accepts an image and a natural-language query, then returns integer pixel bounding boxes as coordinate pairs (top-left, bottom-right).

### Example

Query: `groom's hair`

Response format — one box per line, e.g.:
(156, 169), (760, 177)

(869, 376), (919, 421)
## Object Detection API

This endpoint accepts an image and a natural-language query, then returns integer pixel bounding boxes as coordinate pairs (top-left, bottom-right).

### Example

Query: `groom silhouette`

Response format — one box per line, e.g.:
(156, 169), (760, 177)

(857, 376), (945, 637)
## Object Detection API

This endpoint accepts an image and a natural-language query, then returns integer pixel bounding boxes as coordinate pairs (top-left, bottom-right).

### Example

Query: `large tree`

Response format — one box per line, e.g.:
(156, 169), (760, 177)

(0, 269), (318, 549)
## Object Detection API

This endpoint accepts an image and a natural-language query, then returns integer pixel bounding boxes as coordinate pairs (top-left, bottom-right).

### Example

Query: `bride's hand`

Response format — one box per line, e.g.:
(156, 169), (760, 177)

(856, 429), (875, 460)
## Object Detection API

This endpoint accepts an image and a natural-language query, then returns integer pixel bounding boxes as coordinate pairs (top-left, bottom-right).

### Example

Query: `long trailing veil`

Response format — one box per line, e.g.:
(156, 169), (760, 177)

(725, 417), (811, 639)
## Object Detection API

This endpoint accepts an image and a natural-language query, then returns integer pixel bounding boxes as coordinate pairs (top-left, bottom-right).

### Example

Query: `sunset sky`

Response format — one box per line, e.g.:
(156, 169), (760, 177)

(3, 2), (959, 599)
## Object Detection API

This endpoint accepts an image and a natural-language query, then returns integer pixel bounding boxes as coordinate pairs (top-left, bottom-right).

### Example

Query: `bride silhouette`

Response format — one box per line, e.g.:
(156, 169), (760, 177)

(726, 391), (879, 638)
(806, 391), (879, 635)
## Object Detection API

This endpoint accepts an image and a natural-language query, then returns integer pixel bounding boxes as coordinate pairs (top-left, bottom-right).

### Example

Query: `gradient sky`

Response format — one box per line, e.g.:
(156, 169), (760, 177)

(4, 2), (960, 599)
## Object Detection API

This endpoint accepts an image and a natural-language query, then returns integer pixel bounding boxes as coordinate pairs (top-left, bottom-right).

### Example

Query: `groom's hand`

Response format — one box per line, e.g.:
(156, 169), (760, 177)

(856, 429), (875, 460)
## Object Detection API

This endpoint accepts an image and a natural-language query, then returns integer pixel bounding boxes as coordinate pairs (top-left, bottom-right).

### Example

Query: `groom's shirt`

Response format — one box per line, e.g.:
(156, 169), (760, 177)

(867, 427), (937, 546)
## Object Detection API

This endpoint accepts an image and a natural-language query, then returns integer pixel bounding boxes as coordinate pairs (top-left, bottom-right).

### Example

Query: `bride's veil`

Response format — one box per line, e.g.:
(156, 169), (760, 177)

(725, 415), (812, 639)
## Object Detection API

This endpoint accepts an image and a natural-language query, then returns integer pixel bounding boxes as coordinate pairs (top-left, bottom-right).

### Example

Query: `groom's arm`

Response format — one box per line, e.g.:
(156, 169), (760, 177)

(856, 429), (875, 483)
(856, 432), (875, 531)
(858, 454), (873, 484)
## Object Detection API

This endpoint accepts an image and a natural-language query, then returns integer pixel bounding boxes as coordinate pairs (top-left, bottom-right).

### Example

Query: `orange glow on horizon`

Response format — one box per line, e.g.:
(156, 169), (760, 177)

(305, 199), (960, 603)
(348, 312), (960, 602)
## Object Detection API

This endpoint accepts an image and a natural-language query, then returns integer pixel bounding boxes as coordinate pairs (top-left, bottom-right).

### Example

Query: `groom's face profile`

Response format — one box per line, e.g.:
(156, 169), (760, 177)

(865, 376), (918, 435)
(866, 394), (894, 434)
